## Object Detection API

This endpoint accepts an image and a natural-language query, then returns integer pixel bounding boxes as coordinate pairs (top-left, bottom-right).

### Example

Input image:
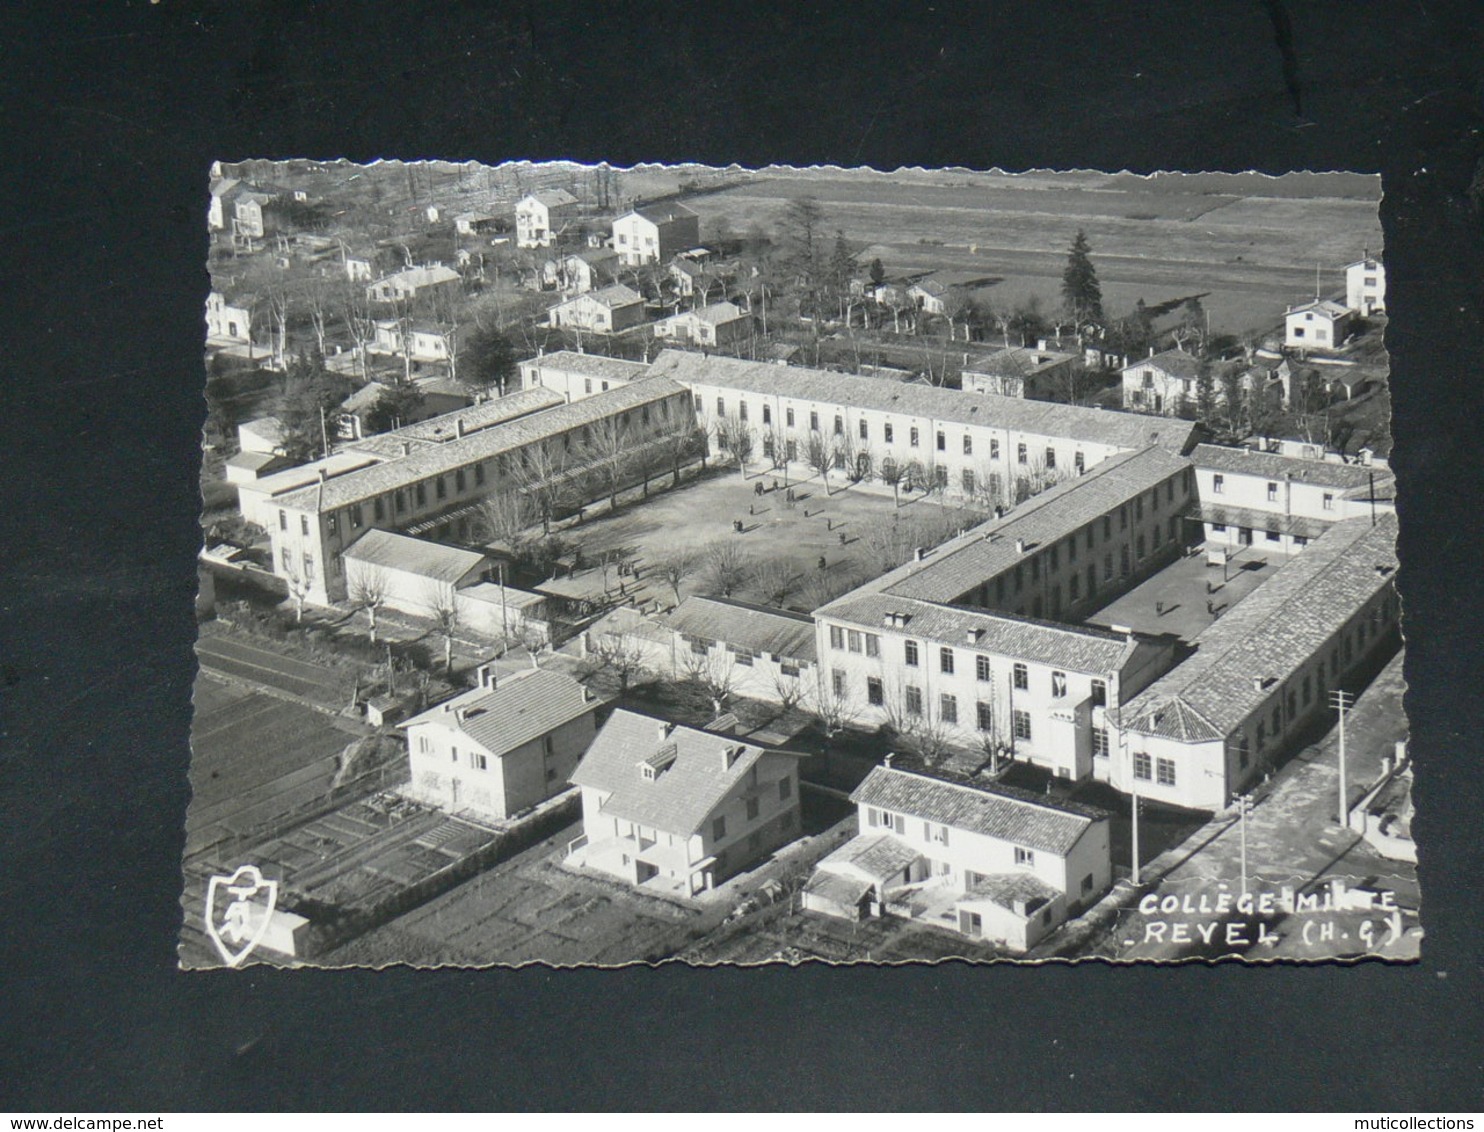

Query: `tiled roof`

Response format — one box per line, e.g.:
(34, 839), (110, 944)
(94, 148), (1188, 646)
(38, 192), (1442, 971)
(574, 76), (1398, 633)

(1117, 513), (1399, 740)
(570, 710), (803, 835)
(814, 832), (923, 881)
(274, 379), (688, 513)
(802, 869), (873, 906)
(458, 581), (545, 610)
(1286, 299), (1352, 319)
(224, 450), (284, 472)
(555, 283), (643, 310)
(402, 668), (595, 757)
(691, 301), (747, 324)
(244, 451), (384, 500)
(962, 871), (1061, 911)
(1192, 443), (1381, 489)
(965, 346), (1076, 378)
(628, 201), (698, 225)
(340, 382), (396, 415)
(660, 596), (817, 663)
(373, 264), (460, 290)
(821, 593), (1139, 674)
(851, 766), (1105, 856)
(647, 350), (1196, 452)
(1122, 349), (1202, 381)
(520, 351), (654, 384)
(348, 388), (563, 456)
(521, 188), (578, 208)
(342, 529), (488, 584)
(823, 446), (1191, 606)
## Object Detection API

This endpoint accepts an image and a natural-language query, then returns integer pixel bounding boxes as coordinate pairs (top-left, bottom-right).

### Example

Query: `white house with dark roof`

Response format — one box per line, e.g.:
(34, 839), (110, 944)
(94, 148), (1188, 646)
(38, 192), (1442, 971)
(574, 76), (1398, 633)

(366, 264), (462, 306)
(1345, 256), (1386, 316)
(567, 711), (805, 896)
(342, 529), (491, 614)
(612, 202), (700, 266)
(803, 764), (1112, 951)
(653, 301), (751, 348)
(546, 284), (647, 334)
(205, 291), (254, 345)
(402, 665), (600, 820)
(1121, 348), (1203, 415)
(1191, 442), (1395, 555)
(515, 188), (579, 248)
(1284, 299), (1356, 351)
(963, 345), (1078, 400)
(1108, 513), (1401, 809)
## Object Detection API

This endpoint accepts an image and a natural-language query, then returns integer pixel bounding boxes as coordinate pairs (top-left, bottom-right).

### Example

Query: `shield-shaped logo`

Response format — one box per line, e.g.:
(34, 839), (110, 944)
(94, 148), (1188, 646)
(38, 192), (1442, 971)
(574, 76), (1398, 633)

(204, 865), (278, 968)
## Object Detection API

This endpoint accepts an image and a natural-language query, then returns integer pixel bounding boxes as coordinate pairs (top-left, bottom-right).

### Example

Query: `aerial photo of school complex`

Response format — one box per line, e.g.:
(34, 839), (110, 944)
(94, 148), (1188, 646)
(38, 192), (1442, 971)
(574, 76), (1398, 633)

(186, 161), (1416, 967)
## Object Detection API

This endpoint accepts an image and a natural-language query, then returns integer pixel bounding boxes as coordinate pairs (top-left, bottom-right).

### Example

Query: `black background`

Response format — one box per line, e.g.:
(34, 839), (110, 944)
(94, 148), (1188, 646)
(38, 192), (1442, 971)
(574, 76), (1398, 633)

(2, 0), (1482, 1112)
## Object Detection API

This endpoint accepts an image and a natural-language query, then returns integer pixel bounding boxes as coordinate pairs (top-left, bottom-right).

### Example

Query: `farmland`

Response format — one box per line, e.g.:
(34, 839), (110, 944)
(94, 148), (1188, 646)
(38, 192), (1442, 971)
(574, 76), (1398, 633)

(680, 168), (1382, 337)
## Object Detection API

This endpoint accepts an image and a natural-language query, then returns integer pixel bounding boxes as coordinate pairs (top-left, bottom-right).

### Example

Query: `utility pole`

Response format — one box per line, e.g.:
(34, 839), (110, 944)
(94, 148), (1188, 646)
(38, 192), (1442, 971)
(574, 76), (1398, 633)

(1237, 792), (1253, 897)
(1121, 726), (1141, 885)
(1330, 689), (1354, 827)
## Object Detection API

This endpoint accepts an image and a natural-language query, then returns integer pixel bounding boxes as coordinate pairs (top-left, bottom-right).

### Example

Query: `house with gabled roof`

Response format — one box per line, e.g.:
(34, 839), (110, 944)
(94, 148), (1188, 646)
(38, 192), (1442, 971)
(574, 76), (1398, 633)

(1108, 513), (1401, 809)
(515, 188), (580, 248)
(1284, 299), (1356, 351)
(612, 202), (700, 266)
(401, 664), (601, 820)
(546, 283), (646, 334)
(1121, 347), (1203, 415)
(803, 764), (1112, 951)
(652, 301), (751, 348)
(366, 264), (462, 306)
(1345, 256), (1385, 316)
(566, 710), (805, 896)
(518, 349), (654, 401)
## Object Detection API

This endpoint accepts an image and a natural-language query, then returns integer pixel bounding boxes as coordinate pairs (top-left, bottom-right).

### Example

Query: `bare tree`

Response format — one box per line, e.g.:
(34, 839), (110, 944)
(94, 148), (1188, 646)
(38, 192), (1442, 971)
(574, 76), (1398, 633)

(728, 421), (757, 476)
(588, 629), (650, 695)
(425, 581), (459, 675)
(814, 681), (859, 740)
(511, 438), (574, 535)
(661, 423), (705, 487)
(471, 490), (535, 550)
(749, 558), (799, 608)
(584, 415), (633, 512)
(878, 457), (905, 507)
(346, 562), (390, 644)
(702, 539), (753, 598)
(771, 670), (808, 714)
(804, 433), (834, 493)
(681, 649), (738, 715)
(283, 561), (310, 624)
(661, 548), (697, 605)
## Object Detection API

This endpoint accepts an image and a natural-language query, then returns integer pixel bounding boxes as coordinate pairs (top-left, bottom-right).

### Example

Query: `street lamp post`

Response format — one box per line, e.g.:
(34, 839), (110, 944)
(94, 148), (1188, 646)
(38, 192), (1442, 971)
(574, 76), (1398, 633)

(1237, 792), (1253, 897)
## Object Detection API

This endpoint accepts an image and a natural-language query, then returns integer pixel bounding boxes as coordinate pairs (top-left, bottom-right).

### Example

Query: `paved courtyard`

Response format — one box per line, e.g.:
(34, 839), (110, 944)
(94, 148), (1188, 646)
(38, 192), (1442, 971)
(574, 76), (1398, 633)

(1084, 543), (1281, 643)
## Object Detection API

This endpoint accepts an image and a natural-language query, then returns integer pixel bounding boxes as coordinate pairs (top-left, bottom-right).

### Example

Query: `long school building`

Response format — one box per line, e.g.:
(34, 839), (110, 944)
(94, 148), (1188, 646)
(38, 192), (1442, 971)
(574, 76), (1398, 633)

(646, 349), (1198, 505)
(258, 379), (695, 605)
(1108, 512), (1401, 809)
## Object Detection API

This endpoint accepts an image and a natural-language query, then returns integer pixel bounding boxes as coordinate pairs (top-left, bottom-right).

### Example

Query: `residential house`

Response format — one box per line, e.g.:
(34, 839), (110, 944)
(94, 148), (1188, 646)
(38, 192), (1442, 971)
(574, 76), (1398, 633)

(335, 376), (472, 441)
(652, 301), (752, 348)
(518, 349), (654, 401)
(558, 247), (620, 294)
(963, 346), (1079, 400)
(341, 528), (492, 615)
(1109, 513), (1401, 810)
(205, 291), (253, 345)
(1284, 299), (1356, 352)
(454, 211), (499, 237)
(369, 320), (466, 368)
(1121, 348), (1203, 415)
(1345, 256), (1386, 316)
(237, 416), (287, 455)
(402, 664), (600, 820)
(515, 188), (579, 249)
(669, 250), (738, 301)
(567, 711), (805, 896)
(803, 764), (1112, 951)
(231, 188), (283, 247)
(207, 178), (244, 231)
(908, 271), (997, 317)
(547, 284), (647, 334)
(366, 264), (463, 306)
(612, 202), (700, 266)
(1190, 442), (1394, 555)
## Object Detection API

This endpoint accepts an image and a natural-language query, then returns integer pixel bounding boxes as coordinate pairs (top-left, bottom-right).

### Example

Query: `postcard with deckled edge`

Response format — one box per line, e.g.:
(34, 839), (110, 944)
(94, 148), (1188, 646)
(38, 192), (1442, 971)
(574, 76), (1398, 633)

(184, 160), (1415, 968)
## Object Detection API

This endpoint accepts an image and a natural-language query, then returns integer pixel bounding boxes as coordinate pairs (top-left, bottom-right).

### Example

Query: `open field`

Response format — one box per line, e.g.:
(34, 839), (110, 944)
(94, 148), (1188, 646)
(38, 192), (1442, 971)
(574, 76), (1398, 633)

(683, 171), (1381, 337)
(184, 673), (361, 861)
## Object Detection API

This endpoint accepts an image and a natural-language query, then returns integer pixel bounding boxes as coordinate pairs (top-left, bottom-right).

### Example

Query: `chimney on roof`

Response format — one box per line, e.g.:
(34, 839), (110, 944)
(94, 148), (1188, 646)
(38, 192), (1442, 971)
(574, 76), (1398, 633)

(1252, 677), (1265, 691)
(400, 441), (411, 456)
(477, 664), (496, 691)
(722, 744), (745, 770)
(318, 468), (328, 482)
(1149, 346), (1155, 358)
(966, 627), (984, 644)
(456, 417), (466, 438)
(658, 719), (675, 742)
(1015, 538), (1027, 554)
(883, 752), (895, 769)
(913, 546), (928, 562)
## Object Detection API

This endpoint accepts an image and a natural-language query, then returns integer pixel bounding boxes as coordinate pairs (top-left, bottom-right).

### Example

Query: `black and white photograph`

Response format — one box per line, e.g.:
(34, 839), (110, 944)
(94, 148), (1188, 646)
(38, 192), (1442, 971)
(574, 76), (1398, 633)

(185, 160), (1415, 967)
